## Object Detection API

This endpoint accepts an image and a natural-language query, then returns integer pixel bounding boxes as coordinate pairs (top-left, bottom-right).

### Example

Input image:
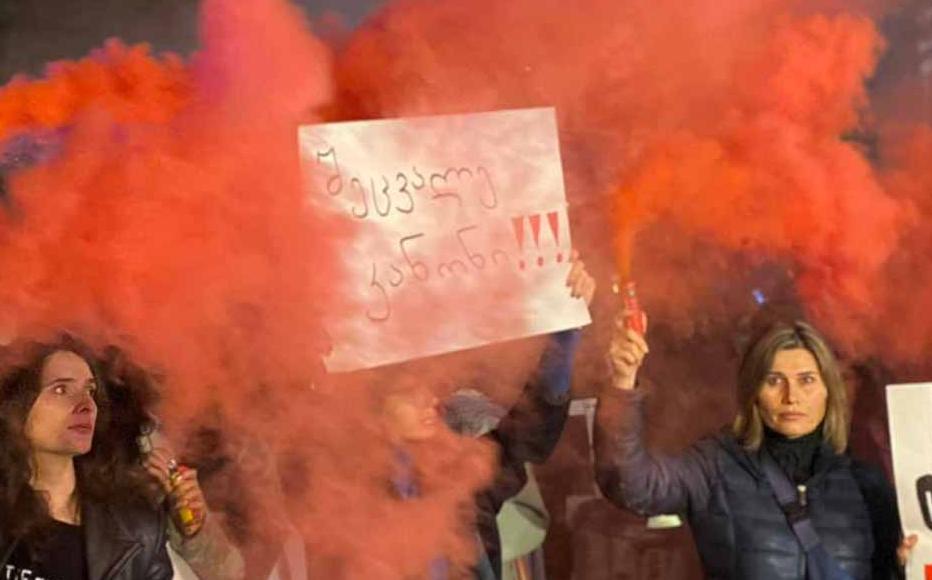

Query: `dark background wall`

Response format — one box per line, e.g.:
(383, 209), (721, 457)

(2, 0), (927, 121)
(0, 0), (384, 82)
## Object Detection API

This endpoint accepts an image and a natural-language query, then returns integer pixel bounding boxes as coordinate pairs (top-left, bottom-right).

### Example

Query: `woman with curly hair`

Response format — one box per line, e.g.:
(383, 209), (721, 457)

(0, 335), (172, 579)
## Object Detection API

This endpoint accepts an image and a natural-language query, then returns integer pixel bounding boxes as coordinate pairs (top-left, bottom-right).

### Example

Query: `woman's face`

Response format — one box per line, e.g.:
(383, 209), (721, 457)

(756, 348), (828, 439)
(382, 386), (441, 442)
(24, 350), (98, 457)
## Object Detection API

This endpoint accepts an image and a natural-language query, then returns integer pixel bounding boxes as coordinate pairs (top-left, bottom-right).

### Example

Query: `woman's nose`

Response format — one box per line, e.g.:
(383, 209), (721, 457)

(783, 383), (800, 404)
(74, 390), (96, 413)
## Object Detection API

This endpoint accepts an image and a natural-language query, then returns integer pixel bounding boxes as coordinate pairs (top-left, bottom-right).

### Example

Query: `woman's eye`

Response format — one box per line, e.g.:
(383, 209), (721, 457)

(800, 375), (816, 385)
(52, 385), (67, 395)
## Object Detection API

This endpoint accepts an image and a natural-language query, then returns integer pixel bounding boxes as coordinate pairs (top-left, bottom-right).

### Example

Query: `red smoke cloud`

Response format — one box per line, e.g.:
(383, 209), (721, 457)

(337, 0), (913, 354)
(0, 41), (189, 141)
(0, 0), (495, 576)
(614, 12), (906, 351)
(0, 0), (339, 418)
(874, 124), (932, 365)
(4, 0), (932, 577)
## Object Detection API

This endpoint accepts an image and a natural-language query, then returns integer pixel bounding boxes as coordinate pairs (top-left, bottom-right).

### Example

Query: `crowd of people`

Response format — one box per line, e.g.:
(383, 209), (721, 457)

(0, 255), (920, 579)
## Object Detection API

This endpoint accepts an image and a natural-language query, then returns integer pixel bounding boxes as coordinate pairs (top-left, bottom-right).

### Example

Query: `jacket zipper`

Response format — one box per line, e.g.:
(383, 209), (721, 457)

(797, 484), (807, 577)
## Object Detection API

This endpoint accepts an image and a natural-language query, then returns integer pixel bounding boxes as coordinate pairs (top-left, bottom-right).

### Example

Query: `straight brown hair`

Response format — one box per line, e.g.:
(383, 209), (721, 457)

(732, 321), (849, 453)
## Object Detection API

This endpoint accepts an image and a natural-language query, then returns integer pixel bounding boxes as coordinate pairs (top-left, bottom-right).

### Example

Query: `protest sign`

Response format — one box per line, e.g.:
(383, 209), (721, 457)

(299, 108), (590, 372)
(887, 383), (932, 579)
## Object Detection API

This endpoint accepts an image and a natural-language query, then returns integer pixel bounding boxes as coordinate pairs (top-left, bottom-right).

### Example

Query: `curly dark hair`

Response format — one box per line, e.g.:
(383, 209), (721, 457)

(0, 335), (161, 543)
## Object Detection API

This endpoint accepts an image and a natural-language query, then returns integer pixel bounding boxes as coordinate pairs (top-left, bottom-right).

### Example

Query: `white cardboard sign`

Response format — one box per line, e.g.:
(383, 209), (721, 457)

(298, 108), (591, 372)
(887, 383), (932, 579)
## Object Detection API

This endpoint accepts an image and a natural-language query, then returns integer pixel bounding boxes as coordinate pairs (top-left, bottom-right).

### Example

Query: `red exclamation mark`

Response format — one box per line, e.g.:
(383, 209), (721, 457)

(529, 214), (543, 267)
(512, 216), (526, 270)
(547, 211), (562, 263)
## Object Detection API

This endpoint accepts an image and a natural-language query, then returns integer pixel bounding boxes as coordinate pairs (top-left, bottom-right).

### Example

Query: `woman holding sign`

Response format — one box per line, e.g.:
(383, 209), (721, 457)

(596, 313), (913, 579)
(380, 253), (596, 579)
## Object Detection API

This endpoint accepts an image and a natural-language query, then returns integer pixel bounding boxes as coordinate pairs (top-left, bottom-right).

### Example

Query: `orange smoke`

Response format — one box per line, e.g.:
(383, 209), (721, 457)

(873, 124), (932, 363)
(615, 13), (907, 348)
(0, 0), (340, 569)
(0, 0), (339, 413)
(0, 41), (190, 143)
(5, 0), (932, 576)
(338, 0), (912, 351)
(0, 0), (498, 577)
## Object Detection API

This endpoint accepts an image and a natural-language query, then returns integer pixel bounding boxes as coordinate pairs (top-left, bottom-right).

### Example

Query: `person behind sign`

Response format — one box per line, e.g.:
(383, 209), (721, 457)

(380, 252), (596, 579)
(596, 312), (917, 579)
(0, 335), (173, 579)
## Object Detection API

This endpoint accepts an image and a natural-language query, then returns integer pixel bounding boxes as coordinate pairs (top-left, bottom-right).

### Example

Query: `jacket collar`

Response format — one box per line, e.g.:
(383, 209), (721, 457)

(718, 430), (847, 486)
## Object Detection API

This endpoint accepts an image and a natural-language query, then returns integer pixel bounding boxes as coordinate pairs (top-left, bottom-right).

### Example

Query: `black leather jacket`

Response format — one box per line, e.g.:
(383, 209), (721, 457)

(0, 499), (173, 580)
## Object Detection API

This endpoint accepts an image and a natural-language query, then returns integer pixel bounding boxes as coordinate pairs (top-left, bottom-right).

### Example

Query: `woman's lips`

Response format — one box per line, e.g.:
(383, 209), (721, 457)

(68, 423), (94, 435)
(778, 412), (806, 421)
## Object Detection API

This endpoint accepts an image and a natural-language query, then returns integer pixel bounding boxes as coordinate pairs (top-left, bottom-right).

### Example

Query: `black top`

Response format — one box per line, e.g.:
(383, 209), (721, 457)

(6, 521), (89, 580)
(763, 424), (824, 484)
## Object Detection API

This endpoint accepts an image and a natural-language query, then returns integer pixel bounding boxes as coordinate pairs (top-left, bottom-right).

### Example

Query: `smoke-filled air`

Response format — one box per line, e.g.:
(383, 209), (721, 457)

(1, 0), (930, 577)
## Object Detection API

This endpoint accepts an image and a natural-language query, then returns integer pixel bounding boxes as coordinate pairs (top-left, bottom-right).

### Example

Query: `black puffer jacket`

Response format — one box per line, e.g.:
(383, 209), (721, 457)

(0, 499), (173, 580)
(595, 389), (901, 580)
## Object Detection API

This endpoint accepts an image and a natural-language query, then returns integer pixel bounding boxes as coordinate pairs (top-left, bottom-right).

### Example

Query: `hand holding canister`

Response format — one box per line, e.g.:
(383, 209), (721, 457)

(167, 458), (197, 528)
(608, 279), (649, 391)
(144, 447), (207, 537)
